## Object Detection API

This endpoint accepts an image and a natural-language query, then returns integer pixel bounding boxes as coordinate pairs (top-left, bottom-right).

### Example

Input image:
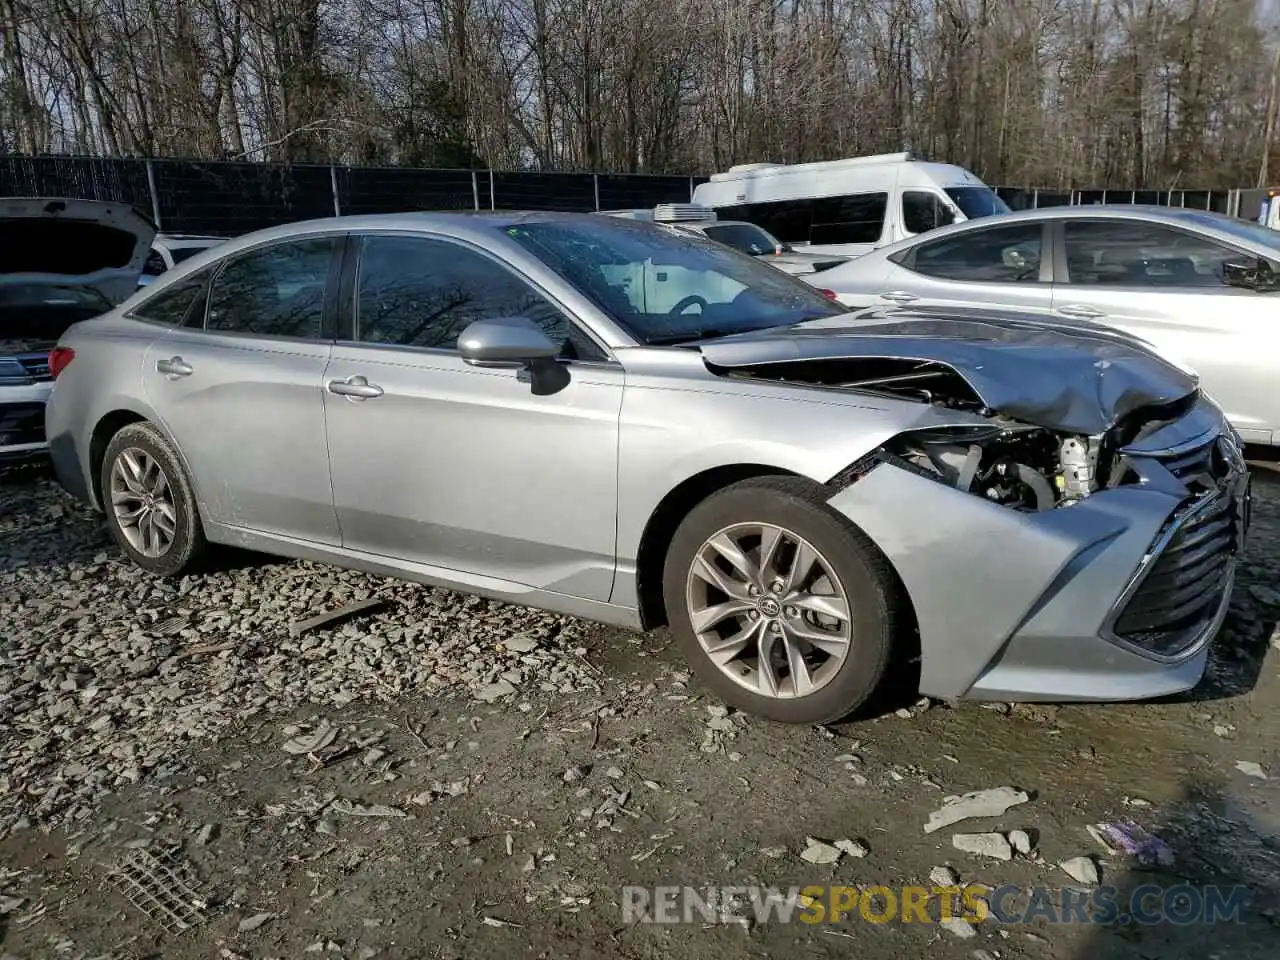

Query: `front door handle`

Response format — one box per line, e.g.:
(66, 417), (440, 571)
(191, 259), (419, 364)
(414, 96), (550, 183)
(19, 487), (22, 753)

(156, 356), (193, 378)
(327, 375), (384, 400)
(879, 291), (919, 304)
(1056, 304), (1106, 319)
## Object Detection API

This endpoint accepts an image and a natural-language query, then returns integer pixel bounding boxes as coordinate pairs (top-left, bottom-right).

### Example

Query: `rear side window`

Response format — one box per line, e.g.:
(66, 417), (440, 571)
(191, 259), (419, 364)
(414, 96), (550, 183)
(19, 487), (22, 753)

(908, 223), (1043, 282)
(132, 269), (212, 327)
(207, 237), (336, 339)
(809, 193), (888, 245)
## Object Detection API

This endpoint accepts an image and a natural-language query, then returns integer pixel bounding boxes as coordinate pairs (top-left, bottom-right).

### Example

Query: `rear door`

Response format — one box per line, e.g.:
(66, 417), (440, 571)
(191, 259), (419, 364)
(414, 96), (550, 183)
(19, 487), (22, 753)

(142, 234), (344, 542)
(1051, 218), (1278, 444)
(869, 221), (1054, 313)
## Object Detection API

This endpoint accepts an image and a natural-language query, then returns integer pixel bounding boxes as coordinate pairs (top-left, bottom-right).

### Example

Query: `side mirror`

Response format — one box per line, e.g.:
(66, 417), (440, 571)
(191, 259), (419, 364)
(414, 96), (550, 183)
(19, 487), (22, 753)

(456, 317), (570, 395)
(457, 317), (559, 367)
(1224, 257), (1280, 292)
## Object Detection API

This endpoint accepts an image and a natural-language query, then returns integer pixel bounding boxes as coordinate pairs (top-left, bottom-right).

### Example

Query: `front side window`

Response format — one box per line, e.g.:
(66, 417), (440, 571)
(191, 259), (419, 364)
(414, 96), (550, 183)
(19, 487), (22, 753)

(809, 193), (888, 245)
(132, 269), (212, 327)
(1064, 220), (1246, 288)
(355, 235), (594, 356)
(206, 237), (336, 339)
(908, 223), (1043, 282)
(902, 192), (956, 235)
(505, 218), (843, 345)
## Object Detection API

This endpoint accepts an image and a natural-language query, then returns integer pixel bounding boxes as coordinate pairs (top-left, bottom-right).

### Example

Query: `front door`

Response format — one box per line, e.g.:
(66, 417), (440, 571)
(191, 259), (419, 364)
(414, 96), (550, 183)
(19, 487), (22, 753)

(142, 235), (343, 542)
(1051, 218), (1278, 444)
(322, 233), (623, 601)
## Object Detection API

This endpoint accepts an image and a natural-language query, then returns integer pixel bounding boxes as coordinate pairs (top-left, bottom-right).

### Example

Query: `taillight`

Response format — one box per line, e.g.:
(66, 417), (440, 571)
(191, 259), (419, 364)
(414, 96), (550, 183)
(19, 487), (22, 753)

(818, 288), (839, 301)
(49, 346), (75, 378)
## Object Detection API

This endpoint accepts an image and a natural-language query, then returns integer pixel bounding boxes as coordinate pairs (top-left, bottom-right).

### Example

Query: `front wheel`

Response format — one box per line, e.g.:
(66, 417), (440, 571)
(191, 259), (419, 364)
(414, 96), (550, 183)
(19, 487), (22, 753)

(662, 477), (900, 724)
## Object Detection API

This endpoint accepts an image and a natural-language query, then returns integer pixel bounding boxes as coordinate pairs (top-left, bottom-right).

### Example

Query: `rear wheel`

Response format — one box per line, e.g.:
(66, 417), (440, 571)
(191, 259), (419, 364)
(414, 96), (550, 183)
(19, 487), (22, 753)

(101, 422), (207, 576)
(662, 477), (899, 724)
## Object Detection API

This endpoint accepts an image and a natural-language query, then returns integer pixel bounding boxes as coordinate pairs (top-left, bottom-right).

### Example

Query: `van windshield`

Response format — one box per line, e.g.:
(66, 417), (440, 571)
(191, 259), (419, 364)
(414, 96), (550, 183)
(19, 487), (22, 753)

(944, 187), (1011, 220)
(504, 218), (843, 345)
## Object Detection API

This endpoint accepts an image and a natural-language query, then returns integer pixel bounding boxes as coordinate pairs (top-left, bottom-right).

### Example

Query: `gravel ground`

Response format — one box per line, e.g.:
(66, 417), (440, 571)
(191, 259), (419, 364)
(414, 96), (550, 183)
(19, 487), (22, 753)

(2, 461), (1280, 959)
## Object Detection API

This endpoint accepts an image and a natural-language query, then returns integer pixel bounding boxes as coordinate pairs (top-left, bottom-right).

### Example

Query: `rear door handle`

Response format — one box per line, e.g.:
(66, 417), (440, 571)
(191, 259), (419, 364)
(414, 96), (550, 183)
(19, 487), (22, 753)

(879, 291), (918, 304)
(156, 356), (193, 378)
(1056, 304), (1106, 319)
(327, 375), (384, 400)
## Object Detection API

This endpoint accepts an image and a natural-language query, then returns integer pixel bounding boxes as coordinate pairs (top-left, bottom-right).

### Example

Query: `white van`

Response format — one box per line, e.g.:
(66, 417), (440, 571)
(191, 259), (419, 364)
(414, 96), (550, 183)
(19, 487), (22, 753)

(691, 152), (1010, 257)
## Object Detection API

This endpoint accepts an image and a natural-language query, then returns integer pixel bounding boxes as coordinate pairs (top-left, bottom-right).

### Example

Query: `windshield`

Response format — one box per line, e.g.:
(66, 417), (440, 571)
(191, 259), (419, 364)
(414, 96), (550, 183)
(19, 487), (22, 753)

(505, 218), (843, 345)
(1169, 210), (1280, 253)
(944, 186), (1011, 220)
(700, 223), (782, 256)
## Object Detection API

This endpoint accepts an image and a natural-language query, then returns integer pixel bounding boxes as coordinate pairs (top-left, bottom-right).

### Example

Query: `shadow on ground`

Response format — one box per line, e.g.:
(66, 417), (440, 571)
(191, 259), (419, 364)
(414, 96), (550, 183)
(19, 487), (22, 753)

(1063, 775), (1280, 959)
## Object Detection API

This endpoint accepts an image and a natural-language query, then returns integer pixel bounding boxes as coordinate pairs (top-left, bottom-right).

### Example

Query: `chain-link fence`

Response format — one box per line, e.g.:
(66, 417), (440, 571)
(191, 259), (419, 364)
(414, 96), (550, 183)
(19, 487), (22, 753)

(0, 155), (1259, 235)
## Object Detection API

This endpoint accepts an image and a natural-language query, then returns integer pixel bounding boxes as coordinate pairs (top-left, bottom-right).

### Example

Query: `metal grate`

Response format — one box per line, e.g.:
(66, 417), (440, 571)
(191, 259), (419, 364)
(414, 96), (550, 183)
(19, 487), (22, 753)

(106, 848), (207, 934)
(1113, 491), (1236, 656)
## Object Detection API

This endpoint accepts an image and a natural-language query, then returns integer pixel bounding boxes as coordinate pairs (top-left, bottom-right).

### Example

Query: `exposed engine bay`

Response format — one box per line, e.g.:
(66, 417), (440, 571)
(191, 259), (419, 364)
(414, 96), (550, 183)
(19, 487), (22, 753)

(881, 426), (1104, 511)
(721, 356), (1193, 511)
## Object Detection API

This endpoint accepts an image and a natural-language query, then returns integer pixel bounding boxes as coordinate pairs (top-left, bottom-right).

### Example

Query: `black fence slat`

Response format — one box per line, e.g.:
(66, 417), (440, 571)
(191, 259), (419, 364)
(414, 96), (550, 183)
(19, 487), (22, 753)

(150, 159), (336, 235)
(339, 166), (476, 215)
(596, 174), (692, 210)
(491, 172), (596, 211)
(0, 156), (1271, 235)
(0, 156), (152, 217)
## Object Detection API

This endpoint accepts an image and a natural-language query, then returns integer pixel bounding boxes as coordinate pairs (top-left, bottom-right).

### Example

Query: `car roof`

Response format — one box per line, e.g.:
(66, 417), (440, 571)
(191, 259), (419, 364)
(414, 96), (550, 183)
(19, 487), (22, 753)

(868, 204), (1279, 257)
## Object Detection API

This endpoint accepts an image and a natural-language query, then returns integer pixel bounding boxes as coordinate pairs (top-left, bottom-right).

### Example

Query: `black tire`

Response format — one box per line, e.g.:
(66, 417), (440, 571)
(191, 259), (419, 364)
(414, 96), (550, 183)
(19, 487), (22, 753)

(100, 421), (207, 576)
(662, 476), (900, 724)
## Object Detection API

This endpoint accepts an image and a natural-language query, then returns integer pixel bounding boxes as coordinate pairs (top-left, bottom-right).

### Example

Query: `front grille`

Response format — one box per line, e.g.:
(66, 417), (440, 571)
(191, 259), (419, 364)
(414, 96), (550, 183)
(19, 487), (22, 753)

(0, 402), (47, 448)
(1112, 491), (1236, 657)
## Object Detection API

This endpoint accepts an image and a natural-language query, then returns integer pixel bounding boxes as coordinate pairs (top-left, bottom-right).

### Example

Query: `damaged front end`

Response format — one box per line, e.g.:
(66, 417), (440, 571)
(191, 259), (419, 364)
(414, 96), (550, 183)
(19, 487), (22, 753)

(701, 332), (1250, 702)
(719, 353), (1206, 514)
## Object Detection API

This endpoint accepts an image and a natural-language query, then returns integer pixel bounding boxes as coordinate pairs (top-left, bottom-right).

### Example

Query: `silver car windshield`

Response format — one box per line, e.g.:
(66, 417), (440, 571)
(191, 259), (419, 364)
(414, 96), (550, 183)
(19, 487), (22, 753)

(505, 219), (843, 345)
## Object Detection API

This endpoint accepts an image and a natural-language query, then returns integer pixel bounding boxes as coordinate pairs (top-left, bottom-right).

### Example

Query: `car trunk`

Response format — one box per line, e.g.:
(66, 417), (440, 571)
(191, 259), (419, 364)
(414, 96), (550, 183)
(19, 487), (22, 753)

(0, 198), (156, 359)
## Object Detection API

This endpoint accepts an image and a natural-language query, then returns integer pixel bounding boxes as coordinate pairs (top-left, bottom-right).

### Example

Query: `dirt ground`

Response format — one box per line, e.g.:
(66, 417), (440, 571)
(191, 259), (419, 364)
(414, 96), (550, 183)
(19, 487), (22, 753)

(2, 464), (1280, 960)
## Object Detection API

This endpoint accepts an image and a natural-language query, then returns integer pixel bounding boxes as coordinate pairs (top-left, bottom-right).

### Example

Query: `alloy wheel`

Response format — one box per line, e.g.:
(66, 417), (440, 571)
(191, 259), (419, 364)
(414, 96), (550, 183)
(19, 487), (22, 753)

(684, 522), (852, 698)
(109, 447), (177, 558)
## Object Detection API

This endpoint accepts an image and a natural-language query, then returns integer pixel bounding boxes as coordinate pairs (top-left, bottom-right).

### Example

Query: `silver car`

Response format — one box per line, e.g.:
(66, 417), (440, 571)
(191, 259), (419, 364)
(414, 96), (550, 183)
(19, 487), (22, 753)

(810, 205), (1280, 445)
(45, 212), (1250, 723)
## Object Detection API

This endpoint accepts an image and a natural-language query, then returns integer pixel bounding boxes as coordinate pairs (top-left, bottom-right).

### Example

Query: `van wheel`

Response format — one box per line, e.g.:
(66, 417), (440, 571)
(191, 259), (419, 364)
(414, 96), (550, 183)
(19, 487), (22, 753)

(662, 477), (899, 724)
(101, 422), (207, 576)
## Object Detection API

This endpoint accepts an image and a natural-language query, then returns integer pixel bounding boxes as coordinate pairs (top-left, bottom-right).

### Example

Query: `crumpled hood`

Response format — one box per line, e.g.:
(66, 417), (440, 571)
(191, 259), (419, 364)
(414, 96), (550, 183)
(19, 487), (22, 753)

(0, 197), (157, 305)
(698, 305), (1199, 435)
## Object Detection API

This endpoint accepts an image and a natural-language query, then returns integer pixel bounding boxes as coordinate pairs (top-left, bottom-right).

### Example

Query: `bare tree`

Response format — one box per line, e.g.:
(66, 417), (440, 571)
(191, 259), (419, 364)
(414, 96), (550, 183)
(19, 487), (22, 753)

(0, 0), (1277, 187)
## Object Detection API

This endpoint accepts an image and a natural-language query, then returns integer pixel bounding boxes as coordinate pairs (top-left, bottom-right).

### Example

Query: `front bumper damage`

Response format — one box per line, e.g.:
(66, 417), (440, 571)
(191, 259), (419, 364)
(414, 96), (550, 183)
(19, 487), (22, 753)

(826, 399), (1250, 703)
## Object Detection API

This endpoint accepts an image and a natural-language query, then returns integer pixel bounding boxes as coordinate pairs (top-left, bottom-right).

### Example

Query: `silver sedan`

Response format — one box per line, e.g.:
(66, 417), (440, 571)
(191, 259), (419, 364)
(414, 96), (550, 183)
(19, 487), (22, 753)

(809, 206), (1280, 446)
(45, 212), (1250, 723)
